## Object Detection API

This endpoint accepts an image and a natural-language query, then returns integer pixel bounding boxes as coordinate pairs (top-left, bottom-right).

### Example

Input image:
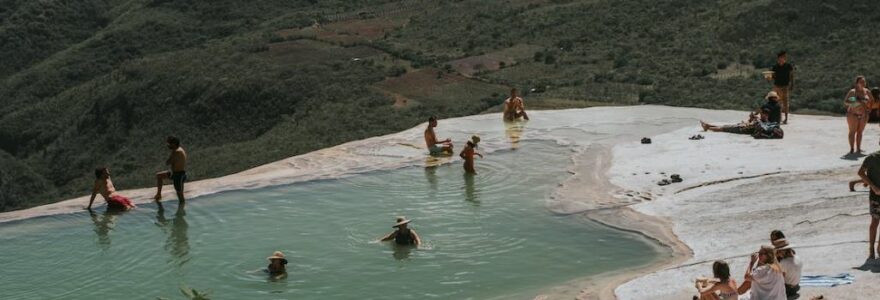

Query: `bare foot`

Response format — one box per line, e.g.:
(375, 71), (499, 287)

(869, 252), (875, 260)
(851, 181), (858, 192)
(700, 121), (709, 131)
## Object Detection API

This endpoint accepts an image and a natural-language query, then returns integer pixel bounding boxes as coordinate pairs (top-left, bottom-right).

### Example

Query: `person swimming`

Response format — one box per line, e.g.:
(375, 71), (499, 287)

(380, 217), (421, 246)
(88, 167), (136, 211)
(459, 135), (484, 174)
(266, 251), (288, 275)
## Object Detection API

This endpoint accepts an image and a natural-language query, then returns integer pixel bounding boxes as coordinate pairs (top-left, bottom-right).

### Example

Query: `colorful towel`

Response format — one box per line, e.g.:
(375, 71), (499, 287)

(799, 273), (854, 287)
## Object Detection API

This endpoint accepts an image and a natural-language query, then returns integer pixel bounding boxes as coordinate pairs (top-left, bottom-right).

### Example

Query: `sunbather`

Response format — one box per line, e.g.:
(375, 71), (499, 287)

(701, 108), (783, 139)
(88, 167), (136, 211)
(693, 260), (739, 300)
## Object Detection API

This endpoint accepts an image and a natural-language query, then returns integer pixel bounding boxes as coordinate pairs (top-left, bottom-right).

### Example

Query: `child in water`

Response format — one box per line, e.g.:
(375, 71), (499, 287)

(88, 167), (136, 211)
(459, 135), (484, 174)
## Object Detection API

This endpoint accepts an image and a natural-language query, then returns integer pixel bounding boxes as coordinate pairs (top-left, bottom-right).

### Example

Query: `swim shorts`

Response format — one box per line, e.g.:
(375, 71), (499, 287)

(171, 171), (187, 192)
(870, 197), (880, 220)
(108, 195), (134, 210)
(428, 145), (445, 156)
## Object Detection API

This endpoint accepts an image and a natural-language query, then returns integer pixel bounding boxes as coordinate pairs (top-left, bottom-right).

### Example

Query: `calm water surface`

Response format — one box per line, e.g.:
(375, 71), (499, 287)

(0, 142), (660, 300)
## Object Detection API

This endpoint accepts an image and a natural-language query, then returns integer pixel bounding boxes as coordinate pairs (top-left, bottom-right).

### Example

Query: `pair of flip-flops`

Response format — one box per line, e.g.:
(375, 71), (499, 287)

(689, 134), (704, 140)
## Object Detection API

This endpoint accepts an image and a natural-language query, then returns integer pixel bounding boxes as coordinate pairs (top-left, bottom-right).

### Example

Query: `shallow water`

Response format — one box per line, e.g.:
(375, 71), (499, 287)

(0, 142), (660, 300)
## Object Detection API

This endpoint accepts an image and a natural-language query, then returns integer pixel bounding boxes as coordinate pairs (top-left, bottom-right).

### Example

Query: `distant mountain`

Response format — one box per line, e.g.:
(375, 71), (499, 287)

(1, 0), (874, 211)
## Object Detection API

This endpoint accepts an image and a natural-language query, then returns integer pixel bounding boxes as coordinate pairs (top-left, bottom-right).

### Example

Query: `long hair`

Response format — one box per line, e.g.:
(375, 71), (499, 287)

(855, 75), (867, 89)
(759, 245), (783, 273)
(712, 260), (731, 282)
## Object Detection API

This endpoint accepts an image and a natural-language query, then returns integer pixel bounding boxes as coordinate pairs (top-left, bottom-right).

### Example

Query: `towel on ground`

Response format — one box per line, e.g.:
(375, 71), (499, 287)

(799, 273), (854, 287)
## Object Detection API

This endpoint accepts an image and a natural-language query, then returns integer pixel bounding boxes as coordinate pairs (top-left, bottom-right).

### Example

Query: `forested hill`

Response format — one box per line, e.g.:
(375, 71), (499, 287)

(1, 0), (877, 211)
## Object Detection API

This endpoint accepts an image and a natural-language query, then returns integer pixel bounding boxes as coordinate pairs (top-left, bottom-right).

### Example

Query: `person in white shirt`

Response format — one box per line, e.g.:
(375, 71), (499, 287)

(772, 237), (803, 299)
(738, 245), (787, 300)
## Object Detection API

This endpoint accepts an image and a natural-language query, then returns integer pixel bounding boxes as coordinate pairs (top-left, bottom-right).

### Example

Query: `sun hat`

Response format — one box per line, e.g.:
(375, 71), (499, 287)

(765, 91), (779, 100)
(267, 251), (286, 260)
(772, 238), (794, 250)
(393, 216), (412, 228)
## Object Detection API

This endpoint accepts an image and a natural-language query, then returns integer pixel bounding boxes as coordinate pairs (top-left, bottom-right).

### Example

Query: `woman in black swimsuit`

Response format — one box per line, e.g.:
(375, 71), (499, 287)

(380, 217), (421, 246)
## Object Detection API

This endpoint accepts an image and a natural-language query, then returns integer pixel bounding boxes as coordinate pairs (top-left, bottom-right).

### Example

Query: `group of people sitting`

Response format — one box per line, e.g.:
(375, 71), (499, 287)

(700, 91), (785, 140)
(694, 230), (803, 300)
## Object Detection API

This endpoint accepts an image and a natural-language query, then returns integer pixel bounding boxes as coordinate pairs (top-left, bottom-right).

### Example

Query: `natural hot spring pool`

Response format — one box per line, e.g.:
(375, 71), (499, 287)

(0, 141), (661, 299)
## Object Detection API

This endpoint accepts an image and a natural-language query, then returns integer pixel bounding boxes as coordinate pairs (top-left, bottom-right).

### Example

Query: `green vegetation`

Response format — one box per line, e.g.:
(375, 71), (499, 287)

(1, 0), (876, 211)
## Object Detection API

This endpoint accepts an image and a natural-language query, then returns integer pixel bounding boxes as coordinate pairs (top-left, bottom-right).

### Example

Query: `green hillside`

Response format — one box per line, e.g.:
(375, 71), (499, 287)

(1, 0), (876, 211)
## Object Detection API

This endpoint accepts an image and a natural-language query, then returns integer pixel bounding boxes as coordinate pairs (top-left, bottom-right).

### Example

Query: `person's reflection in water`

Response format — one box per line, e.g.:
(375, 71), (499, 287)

(156, 203), (189, 264)
(424, 166), (438, 192)
(505, 121), (526, 150)
(90, 209), (123, 250)
(463, 173), (479, 205)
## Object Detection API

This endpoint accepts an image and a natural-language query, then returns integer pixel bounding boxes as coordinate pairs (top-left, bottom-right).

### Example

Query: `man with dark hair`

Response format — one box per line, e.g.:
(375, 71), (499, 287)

(859, 149), (880, 260)
(154, 136), (188, 205)
(424, 116), (453, 156)
(769, 51), (794, 124)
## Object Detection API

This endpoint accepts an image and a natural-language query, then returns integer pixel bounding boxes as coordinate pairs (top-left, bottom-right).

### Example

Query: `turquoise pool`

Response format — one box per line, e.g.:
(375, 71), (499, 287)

(0, 142), (661, 299)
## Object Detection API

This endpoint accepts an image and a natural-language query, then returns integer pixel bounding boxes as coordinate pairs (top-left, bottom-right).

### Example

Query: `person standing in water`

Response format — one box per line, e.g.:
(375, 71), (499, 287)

(266, 251), (288, 275)
(424, 116), (453, 156)
(380, 217), (421, 246)
(459, 135), (483, 174)
(88, 167), (136, 211)
(154, 136), (188, 205)
(768, 51), (794, 124)
(503, 88), (529, 121)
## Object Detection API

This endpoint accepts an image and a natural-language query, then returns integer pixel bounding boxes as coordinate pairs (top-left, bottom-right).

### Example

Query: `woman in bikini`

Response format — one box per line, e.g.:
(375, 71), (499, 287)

(693, 260), (739, 300)
(845, 76), (873, 154)
(88, 167), (136, 211)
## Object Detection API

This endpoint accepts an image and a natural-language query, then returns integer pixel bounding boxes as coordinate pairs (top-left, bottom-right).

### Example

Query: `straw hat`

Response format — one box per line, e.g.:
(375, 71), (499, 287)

(267, 251), (286, 260)
(772, 238), (794, 250)
(765, 91), (779, 100)
(393, 216), (412, 228)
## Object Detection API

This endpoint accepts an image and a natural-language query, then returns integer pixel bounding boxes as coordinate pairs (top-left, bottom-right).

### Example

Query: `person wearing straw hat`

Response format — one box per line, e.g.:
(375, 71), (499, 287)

(459, 135), (484, 174)
(266, 251), (288, 275)
(772, 238), (803, 299)
(762, 91), (783, 125)
(380, 217), (421, 246)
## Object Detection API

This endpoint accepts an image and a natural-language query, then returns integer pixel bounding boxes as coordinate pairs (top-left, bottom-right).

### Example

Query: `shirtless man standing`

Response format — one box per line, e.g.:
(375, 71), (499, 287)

(154, 136), (187, 204)
(425, 116), (453, 156)
(503, 88), (529, 121)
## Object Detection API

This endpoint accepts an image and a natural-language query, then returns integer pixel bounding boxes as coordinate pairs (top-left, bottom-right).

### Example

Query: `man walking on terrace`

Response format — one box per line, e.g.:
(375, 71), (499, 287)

(154, 136), (188, 206)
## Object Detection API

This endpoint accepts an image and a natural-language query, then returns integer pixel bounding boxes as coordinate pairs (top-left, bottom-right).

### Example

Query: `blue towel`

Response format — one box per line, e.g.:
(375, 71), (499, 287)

(799, 273), (854, 287)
